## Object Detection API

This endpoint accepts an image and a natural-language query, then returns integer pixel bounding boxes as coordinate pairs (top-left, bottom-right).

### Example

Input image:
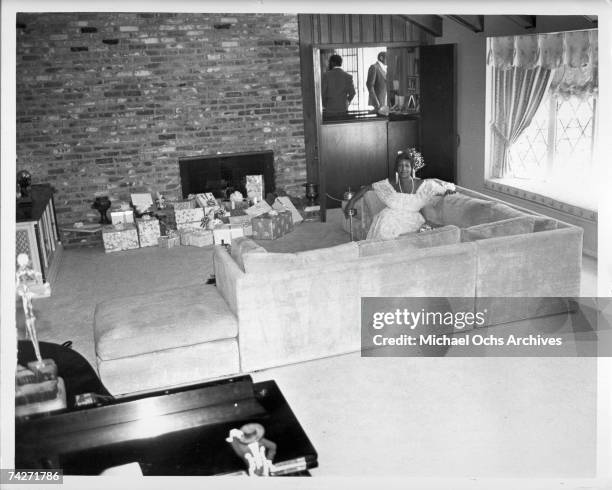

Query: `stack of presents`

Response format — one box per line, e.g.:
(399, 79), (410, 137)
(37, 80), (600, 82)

(101, 190), (303, 253)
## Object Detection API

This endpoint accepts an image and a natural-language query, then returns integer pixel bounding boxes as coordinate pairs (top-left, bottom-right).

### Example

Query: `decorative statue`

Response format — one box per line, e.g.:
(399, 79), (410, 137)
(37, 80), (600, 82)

(15, 254), (65, 416)
(16, 170), (32, 198)
(155, 192), (166, 209)
(225, 423), (277, 476)
(15, 254), (54, 372)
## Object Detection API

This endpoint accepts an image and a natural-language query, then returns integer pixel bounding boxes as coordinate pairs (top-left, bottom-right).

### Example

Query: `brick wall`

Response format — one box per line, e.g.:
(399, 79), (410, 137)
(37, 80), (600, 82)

(16, 12), (306, 236)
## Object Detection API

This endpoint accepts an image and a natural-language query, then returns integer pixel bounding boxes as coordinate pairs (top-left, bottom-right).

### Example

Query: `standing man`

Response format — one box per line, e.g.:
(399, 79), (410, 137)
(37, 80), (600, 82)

(321, 54), (356, 118)
(366, 51), (387, 112)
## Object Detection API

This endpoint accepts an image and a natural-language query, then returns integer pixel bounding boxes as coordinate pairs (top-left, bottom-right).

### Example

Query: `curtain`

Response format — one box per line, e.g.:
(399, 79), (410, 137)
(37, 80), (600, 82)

(489, 66), (552, 178)
(488, 29), (597, 178)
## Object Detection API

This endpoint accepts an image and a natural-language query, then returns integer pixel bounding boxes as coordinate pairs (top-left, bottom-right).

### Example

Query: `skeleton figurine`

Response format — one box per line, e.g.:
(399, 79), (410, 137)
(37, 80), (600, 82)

(225, 423), (277, 476)
(16, 254), (54, 378)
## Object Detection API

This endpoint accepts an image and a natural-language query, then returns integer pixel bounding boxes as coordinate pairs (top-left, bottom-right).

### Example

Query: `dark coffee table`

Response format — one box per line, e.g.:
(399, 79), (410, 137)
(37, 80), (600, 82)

(16, 375), (317, 476)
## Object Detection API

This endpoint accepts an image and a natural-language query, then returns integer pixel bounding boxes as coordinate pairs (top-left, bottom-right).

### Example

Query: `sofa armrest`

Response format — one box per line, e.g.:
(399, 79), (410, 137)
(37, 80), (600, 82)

(213, 245), (243, 316)
(474, 226), (583, 297)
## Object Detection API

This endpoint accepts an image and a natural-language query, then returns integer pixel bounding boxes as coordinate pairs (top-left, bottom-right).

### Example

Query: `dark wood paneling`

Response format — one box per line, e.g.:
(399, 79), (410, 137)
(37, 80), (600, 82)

(298, 16), (318, 183)
(399, 15), (443, 37)
(350, 15), (361, 43)
(321, 121), (388, 208)
(387, 119), (420, 178)
(419, 44), (457, 183)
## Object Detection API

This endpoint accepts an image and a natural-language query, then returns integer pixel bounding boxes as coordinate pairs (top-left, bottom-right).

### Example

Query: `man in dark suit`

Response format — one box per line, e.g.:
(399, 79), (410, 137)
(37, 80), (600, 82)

(366, 51), (387, 112)
(322, 54), (356, 117)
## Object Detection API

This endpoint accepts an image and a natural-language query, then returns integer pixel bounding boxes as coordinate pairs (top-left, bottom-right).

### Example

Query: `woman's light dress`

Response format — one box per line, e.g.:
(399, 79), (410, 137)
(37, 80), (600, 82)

(366, 178), (455, 240)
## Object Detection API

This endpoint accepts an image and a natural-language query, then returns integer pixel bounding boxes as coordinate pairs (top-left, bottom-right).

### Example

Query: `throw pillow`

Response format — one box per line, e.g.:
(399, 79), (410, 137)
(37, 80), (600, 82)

(461, 216), (536, 242)
(422, 193), (500, 228)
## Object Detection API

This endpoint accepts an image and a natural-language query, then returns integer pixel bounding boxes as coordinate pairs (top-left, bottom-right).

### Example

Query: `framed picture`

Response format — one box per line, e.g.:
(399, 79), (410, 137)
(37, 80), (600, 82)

(407, 76), (417, 92)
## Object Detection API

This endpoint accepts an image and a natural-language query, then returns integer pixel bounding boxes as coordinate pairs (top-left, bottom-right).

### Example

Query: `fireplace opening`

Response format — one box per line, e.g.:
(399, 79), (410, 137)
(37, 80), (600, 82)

(179, 150), (275, 199)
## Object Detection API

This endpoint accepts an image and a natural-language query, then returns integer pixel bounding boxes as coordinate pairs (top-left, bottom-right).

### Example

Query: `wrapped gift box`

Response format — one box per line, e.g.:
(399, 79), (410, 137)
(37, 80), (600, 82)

(135, 217), (161, 247)
(102, 224), (139, 253)
(228, 213), (251, 227)
(154, 208), (177, 234)
(187, 228), (214, 247)
(110, 209), (135, 225)
(179, 228), (194, 246)
(195, 193), (218, 209)
(173, 199), (196, 210)
(251, 210), (293, 240)
(212, 224), (245, 245)
(158, 235), (180, 248)
(175, 207), (204, 228)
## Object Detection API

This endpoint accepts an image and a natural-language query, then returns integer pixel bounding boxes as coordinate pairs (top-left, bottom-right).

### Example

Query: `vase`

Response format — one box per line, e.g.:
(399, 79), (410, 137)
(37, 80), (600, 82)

(303, 183), (318, 207)
(92, 196), (112, 224)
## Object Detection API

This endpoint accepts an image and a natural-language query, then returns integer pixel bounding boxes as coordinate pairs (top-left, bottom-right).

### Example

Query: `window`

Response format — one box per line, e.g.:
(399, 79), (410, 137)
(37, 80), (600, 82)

(486, 30), (598, 214)
(507, 92), (596, 181)
(320, 47), (385, 113)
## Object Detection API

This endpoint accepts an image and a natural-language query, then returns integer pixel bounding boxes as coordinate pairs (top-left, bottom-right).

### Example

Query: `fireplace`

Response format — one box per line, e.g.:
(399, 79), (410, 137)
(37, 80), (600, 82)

(179, 150), (275, 199)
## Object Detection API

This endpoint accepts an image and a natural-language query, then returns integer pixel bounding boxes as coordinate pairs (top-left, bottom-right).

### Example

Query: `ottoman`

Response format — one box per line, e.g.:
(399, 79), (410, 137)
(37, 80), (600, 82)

(94, 285), (239, 396)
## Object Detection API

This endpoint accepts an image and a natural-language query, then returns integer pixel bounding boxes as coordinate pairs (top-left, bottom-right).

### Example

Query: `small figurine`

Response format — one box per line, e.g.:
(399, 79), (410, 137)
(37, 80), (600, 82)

(225, 423), (277, 476)
(15, 254), (51, 367)
(155, 192), (166, 210)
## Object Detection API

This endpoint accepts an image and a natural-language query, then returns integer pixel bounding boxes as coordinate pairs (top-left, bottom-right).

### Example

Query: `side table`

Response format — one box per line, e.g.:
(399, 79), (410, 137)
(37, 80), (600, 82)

(15, 375), (318, 476)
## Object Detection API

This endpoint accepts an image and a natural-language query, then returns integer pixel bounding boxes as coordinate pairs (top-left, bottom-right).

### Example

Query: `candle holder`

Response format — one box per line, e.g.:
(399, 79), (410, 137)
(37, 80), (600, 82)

(303, 182), (318, 207)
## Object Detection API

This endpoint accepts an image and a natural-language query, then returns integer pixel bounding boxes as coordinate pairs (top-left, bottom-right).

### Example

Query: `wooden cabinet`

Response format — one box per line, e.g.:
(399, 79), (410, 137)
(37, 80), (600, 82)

(419, 44), (457, 183)
(321, 119), (388, 207)
(387, 118), (420, 177)
(16, 185), (63, 285)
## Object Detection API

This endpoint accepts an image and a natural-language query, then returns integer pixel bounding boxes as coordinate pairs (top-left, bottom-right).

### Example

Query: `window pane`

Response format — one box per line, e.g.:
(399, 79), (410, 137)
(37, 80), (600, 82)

(554, 95), (595, 174)
(507, 96), (551, 180)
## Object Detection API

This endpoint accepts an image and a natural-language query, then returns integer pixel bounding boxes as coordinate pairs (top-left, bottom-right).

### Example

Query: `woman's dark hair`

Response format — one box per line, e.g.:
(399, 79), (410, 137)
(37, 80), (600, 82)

(395, 148), (425, 172)
(328, 54), (343, 69)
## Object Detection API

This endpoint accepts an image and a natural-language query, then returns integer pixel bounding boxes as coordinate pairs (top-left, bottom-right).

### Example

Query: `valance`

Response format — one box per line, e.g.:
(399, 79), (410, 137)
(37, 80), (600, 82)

(488, 29), (597, 69)
(488, 29), (597, 97)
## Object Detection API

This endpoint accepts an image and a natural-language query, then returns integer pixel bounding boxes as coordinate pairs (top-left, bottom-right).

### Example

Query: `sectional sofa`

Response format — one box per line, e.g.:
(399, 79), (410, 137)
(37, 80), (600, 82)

(213, 186), (582, 373)
(94, 186), (583, 395)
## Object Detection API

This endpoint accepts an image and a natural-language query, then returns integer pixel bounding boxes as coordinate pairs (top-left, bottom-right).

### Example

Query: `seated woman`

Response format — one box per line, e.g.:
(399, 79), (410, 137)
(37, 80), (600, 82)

(344, 148), (455, 240)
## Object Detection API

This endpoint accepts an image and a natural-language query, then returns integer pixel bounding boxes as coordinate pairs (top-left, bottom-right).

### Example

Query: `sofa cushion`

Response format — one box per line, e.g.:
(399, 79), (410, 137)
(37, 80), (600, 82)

(421, 193), (527, 228)
(461, 216), (536, 242)
(231, 236), (266, 271)
(358, 225), (461, 257)
(94, 285), (238, 361)
(242, 241), (359, 274)
(489, 202), (527, 221)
